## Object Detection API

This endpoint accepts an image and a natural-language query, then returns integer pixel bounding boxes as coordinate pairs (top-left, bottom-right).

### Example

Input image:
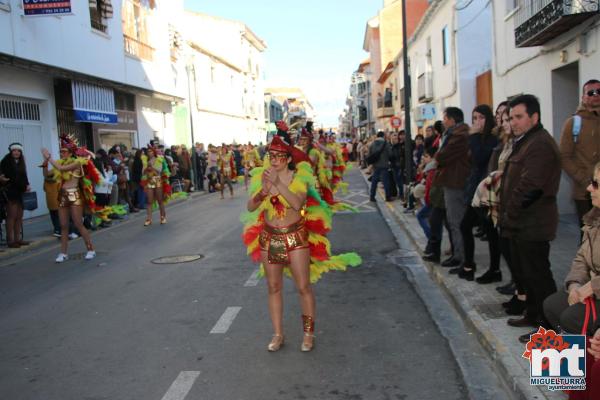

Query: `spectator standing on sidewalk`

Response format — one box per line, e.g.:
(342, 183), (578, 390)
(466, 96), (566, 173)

(1, 143), (31, 248)
(416, 148), (437, 239)
(389, 130), (408, 201)
(434, 107), (471, 268)
(367, 131), (392, 202)
(484, 109), (525, 312)
(194, 143), (207, 191)
(559, 79), (600, 230)
(452, 105), (498, 281)
(499, 94), (561, 343)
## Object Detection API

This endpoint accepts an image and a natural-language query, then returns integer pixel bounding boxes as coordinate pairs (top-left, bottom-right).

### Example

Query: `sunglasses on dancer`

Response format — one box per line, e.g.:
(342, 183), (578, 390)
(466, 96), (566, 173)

(268, 152), (289, 161)
(591, 179), (599, 190)
(586, 89), (600, 97)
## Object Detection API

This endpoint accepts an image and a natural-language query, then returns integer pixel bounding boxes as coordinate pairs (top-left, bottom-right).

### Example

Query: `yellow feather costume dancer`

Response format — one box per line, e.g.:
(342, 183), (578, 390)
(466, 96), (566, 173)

(241, 158), (361, 283)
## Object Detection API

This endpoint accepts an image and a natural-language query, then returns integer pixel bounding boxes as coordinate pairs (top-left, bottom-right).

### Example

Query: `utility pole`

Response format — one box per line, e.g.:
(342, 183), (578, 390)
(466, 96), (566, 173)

(401, 0), (413, 181)
(186, 63), (198, 189)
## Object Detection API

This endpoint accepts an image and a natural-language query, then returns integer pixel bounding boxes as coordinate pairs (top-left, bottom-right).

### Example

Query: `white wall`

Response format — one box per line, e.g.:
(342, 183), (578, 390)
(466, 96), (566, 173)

(0, 0), (183, 98)
(183, 12), (266, 145)
(0, 65), (60, 217)
(397, 0), (492, 133)
(491, 0), (600, 214)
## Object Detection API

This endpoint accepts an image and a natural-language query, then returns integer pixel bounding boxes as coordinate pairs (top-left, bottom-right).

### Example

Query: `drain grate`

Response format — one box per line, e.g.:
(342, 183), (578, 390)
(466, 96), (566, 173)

(151, 254), (204, 265)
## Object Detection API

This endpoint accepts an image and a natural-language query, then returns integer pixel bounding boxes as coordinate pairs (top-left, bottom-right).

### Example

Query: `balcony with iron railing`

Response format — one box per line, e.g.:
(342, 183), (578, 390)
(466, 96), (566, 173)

(376, 94), (394, 118)
(515, 0), (599, 47)
(124, 34), (155, 61)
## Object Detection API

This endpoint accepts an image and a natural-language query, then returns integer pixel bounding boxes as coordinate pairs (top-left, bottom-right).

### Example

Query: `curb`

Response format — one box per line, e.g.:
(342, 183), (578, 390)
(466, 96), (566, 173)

(360, 170), (560, 400)
(1, 190), (209, 263)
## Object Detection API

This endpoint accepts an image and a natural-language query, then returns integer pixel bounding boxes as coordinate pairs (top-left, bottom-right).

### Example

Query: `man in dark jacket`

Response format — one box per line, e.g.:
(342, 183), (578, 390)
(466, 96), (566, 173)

(368, 131), (392, 202)
(390, 130), (411, 202)
(434, 107), (471, 267)
(499, 94), (561, 343)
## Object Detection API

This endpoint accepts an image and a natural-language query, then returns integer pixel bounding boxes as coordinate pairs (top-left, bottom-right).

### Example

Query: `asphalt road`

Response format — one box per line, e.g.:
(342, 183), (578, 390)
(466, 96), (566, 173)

(0, 169), (469, 400)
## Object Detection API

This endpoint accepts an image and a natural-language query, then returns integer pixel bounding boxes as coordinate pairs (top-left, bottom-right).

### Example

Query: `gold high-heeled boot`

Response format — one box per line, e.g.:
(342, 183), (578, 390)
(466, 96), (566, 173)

(267, 334), (284, 352)
(301, 315), (315, 352)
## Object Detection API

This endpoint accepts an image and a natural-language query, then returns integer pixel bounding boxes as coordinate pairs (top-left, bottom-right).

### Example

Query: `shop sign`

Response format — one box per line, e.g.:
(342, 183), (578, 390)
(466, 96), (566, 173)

(72, 81), (117, 124)
(23, 0), (72, 16)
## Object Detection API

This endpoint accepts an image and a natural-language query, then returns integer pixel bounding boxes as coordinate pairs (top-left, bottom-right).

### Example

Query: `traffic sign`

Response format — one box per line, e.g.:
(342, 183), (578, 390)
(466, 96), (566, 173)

(391, 116), (402, 128)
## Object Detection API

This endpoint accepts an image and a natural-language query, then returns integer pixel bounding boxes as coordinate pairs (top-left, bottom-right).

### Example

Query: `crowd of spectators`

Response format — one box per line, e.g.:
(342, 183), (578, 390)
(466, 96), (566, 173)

(362, 80), (600, 352)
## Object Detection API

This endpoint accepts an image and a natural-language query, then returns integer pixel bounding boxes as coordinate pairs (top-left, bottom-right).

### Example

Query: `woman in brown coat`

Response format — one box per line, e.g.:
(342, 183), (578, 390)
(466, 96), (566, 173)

(544, 161), (600, 335)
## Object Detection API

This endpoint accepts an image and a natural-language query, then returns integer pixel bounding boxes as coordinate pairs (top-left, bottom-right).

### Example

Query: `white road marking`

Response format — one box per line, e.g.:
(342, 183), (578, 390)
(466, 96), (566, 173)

(244, 269), (261, 287)
(160, 371), (201, 400)
(210, 306), (242, 334)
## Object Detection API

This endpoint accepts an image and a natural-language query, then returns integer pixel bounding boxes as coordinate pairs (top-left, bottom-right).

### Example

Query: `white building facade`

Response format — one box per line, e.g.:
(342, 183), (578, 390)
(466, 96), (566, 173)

(183, 12), (266, 146)
(0, 0), (187, 217)
(491, 0), (600, 213)
(396, 0), (493, 134)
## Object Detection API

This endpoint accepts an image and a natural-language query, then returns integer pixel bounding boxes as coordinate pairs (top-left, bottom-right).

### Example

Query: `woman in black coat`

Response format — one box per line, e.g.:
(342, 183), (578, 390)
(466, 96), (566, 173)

(0, 143), (30, 248)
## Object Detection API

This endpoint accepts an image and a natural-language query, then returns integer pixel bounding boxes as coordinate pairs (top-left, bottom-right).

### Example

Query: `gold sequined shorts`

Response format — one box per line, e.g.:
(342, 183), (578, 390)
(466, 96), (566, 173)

(259, 219), (310, 265)
(59, 188), (84, 207)
(145, 175), (162, 189)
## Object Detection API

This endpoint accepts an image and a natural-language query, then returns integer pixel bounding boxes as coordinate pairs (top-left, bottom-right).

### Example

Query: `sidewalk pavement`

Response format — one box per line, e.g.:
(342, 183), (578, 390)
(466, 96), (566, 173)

(363, 169), (576, 400)
(0, 190), (208, 261)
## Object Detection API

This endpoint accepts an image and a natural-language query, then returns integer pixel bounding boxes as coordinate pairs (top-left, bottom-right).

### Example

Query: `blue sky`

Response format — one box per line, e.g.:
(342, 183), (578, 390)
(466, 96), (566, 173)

(184, 0), (382, 127)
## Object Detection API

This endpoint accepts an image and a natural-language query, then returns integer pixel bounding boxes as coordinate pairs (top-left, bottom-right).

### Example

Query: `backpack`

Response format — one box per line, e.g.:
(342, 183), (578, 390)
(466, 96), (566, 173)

(366, 142), (385, 165)
(572, 115), (582, 143)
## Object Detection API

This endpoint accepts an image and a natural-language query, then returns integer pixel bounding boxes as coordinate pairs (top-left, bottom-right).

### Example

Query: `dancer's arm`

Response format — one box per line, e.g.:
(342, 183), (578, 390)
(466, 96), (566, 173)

(42, 149), (80, 172)
(272, 174), (306, 211)
(247, 174), (271, 211)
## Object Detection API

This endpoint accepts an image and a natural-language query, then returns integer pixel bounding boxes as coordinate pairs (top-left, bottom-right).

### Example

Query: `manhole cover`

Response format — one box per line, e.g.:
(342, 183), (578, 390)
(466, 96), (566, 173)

(151, 255), (204, 265)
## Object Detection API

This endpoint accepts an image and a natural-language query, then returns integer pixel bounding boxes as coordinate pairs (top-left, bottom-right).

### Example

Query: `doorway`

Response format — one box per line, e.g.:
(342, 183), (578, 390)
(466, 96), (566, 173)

(551, 61), (579, 215)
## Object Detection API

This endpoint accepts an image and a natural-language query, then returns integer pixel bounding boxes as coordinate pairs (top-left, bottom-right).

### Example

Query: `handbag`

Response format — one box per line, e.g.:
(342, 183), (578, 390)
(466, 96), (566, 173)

(22, 191), (38, 211)
(568, 297), (597, 400)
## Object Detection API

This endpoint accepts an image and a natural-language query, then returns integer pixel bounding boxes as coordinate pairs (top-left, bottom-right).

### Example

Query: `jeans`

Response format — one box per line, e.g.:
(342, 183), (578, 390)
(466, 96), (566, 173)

(416, 204), (432, 239)
(137, 187), (147, 209)
(391, 166), (404, 199)
(426, 207), (446, 256)
(370, 167), (391, 200)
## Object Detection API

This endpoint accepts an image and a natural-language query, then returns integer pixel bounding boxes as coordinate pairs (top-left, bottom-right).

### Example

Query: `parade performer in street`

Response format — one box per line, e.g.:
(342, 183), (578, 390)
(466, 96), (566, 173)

(141, 145), (171, 226)
(242, 125), (361, 353)
(41, 136), (99, 263)
(243, 143), (262, 190)
(218, 145), (236, 199)
(327, 133), (350, 195)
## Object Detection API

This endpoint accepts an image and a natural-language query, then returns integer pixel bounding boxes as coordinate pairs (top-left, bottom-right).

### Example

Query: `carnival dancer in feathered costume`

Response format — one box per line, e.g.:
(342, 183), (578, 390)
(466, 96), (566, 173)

(140, 144), (171, 226)
(218, 145), (236, 199)
(243, 143), (262, 190)
(242, 131), (362, 353)
(296, 123), (355, 213)
(42, 135), (101, 263)
(326, 132), (350, 195)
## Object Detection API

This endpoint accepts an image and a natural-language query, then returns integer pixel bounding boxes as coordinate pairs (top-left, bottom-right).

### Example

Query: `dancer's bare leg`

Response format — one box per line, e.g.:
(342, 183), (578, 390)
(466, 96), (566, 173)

(262, 252), (285, 350)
